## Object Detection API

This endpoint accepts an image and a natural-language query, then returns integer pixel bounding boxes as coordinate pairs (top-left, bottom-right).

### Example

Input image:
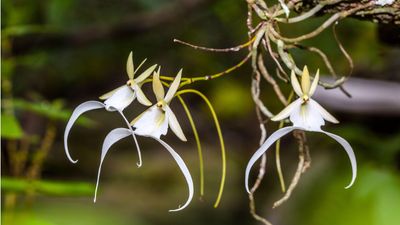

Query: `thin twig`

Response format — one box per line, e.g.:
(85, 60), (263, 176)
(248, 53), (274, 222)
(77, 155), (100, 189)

(173, 37), (256, 52)
(274, 4), (324, 23)
(271, 13), (341, 43)
(248, 52), (272, 225)
(264, 30), (288, 80)
(257, 55), (287, 105)
(179, 53), (252, 86)
(270, 2), (375, 43)
(249, 191), (273, 225)
(251, 71), (274, 118)
(333, 23), (354, 78)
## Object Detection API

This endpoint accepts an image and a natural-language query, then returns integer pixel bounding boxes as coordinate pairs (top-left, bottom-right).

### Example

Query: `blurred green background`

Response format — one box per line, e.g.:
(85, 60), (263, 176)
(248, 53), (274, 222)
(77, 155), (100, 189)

(2, 0), (400, 225)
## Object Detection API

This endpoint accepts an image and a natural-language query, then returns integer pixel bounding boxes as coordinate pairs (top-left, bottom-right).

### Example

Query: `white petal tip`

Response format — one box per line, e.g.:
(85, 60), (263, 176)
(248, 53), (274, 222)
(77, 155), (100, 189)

(168, 205), (184, 212)
(93, 198), (97, 203)
(345, 182), (354, 189)
(66, 153), (79, 163)
(136, 162), (142, 168)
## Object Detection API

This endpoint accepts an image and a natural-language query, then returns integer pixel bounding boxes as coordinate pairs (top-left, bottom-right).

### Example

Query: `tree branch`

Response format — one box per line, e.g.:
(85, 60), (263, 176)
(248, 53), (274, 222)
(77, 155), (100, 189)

(294, 0), (400, 24)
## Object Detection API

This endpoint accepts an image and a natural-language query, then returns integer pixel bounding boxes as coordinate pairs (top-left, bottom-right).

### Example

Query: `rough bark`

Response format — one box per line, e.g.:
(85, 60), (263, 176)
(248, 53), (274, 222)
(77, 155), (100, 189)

(294, 0), (400, 24)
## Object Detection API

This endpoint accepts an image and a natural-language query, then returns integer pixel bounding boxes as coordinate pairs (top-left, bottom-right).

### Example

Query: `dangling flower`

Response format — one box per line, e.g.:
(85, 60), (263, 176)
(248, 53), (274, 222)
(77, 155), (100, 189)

(99, 51), (155, 110)
(131, 68), (187, 142)
(93, 70), (193, 211)
(245, 66), (357, 193)
(64, 52), (156, 166)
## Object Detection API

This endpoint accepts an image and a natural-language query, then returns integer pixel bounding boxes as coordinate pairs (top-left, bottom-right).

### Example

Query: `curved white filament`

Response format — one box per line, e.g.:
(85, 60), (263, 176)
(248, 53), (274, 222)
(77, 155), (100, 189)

(245, 126), (297, 193)
(64, 101), (105, 163)
(117, 110), (142, 167)
(149, 137), (193, 212)
(320, 130), (357, 188)
(94, 128), (132, 202)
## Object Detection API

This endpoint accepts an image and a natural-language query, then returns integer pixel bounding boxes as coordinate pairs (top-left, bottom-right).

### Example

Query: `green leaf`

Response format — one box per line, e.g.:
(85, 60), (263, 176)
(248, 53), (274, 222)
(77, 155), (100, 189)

(1, 58), (15, 79)
(12, 99), (94, 127)
(1, 114), (23, 139)
(1, 177), (94, 196)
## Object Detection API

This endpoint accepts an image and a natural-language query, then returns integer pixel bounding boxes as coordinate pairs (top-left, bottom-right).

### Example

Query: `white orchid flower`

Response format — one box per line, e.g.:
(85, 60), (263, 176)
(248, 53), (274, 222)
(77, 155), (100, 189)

(64, 52), (156, 167)
(99, 51), (155, 110)
(245, 66), (357, 193)
(130, 68), (187, 142)
(93, 70), (193, 211)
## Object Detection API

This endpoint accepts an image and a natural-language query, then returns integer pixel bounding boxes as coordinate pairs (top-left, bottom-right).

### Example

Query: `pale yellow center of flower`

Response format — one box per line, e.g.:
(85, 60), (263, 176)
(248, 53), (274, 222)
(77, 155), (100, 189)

(302, 94), (309, 104)
(156, 100), (167, 109)
(126, 79), (135, 87)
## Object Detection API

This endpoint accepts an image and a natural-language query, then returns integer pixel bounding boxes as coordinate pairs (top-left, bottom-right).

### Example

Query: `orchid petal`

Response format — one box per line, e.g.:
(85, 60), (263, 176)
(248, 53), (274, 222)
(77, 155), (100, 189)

(104, 85), (135, 111)
(320, 130), (357, 188)
(99, 86), (124, 100)
(245, 126), (297, 193)
(149, 137), (193, 212)
(64, 101), (105, 163)
(116, 110), (142, 167)
(130, 110), (147, 126)
(291, 70), (303, 97)
(271, 99), (301, 122)
(301, 66), (311, 94)
(310, 99), (339, 124)
(309, 69), (319, 96)
(165, 105), (187, 142)
(165, 69), (182, 103)
(134, 85), (152, 106)
(126, 51), (134, 79)
(132, 105), (168, 138)
(135, 64), (157, 83)
(152, 68), (165, 101)
(94, 128), (132, 202)
(134, 58), (147, 75)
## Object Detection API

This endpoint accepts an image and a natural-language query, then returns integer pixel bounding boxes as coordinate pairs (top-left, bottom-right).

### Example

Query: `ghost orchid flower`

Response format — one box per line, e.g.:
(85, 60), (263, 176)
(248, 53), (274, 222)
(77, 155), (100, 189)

(99, 51), (155, 110)
(93, 70), (192, 210)
(130, 68), (187, 142)
(64, 52), (156, 167)
(245, 66), (357, 193)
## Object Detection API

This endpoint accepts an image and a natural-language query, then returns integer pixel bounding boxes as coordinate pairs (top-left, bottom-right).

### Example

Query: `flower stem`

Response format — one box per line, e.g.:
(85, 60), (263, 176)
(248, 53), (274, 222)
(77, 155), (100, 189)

(176, 89), (226, 208)
(275, 91), (294, 193)
(176, 96), (205, 197)
(157, 53), (251, 86)
(173, 36), (256, 52)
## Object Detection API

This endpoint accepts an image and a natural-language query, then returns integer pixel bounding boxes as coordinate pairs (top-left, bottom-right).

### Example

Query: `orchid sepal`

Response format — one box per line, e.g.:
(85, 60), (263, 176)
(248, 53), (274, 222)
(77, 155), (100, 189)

(94, 128), (193, 211)
(245, 126), (357, 193)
